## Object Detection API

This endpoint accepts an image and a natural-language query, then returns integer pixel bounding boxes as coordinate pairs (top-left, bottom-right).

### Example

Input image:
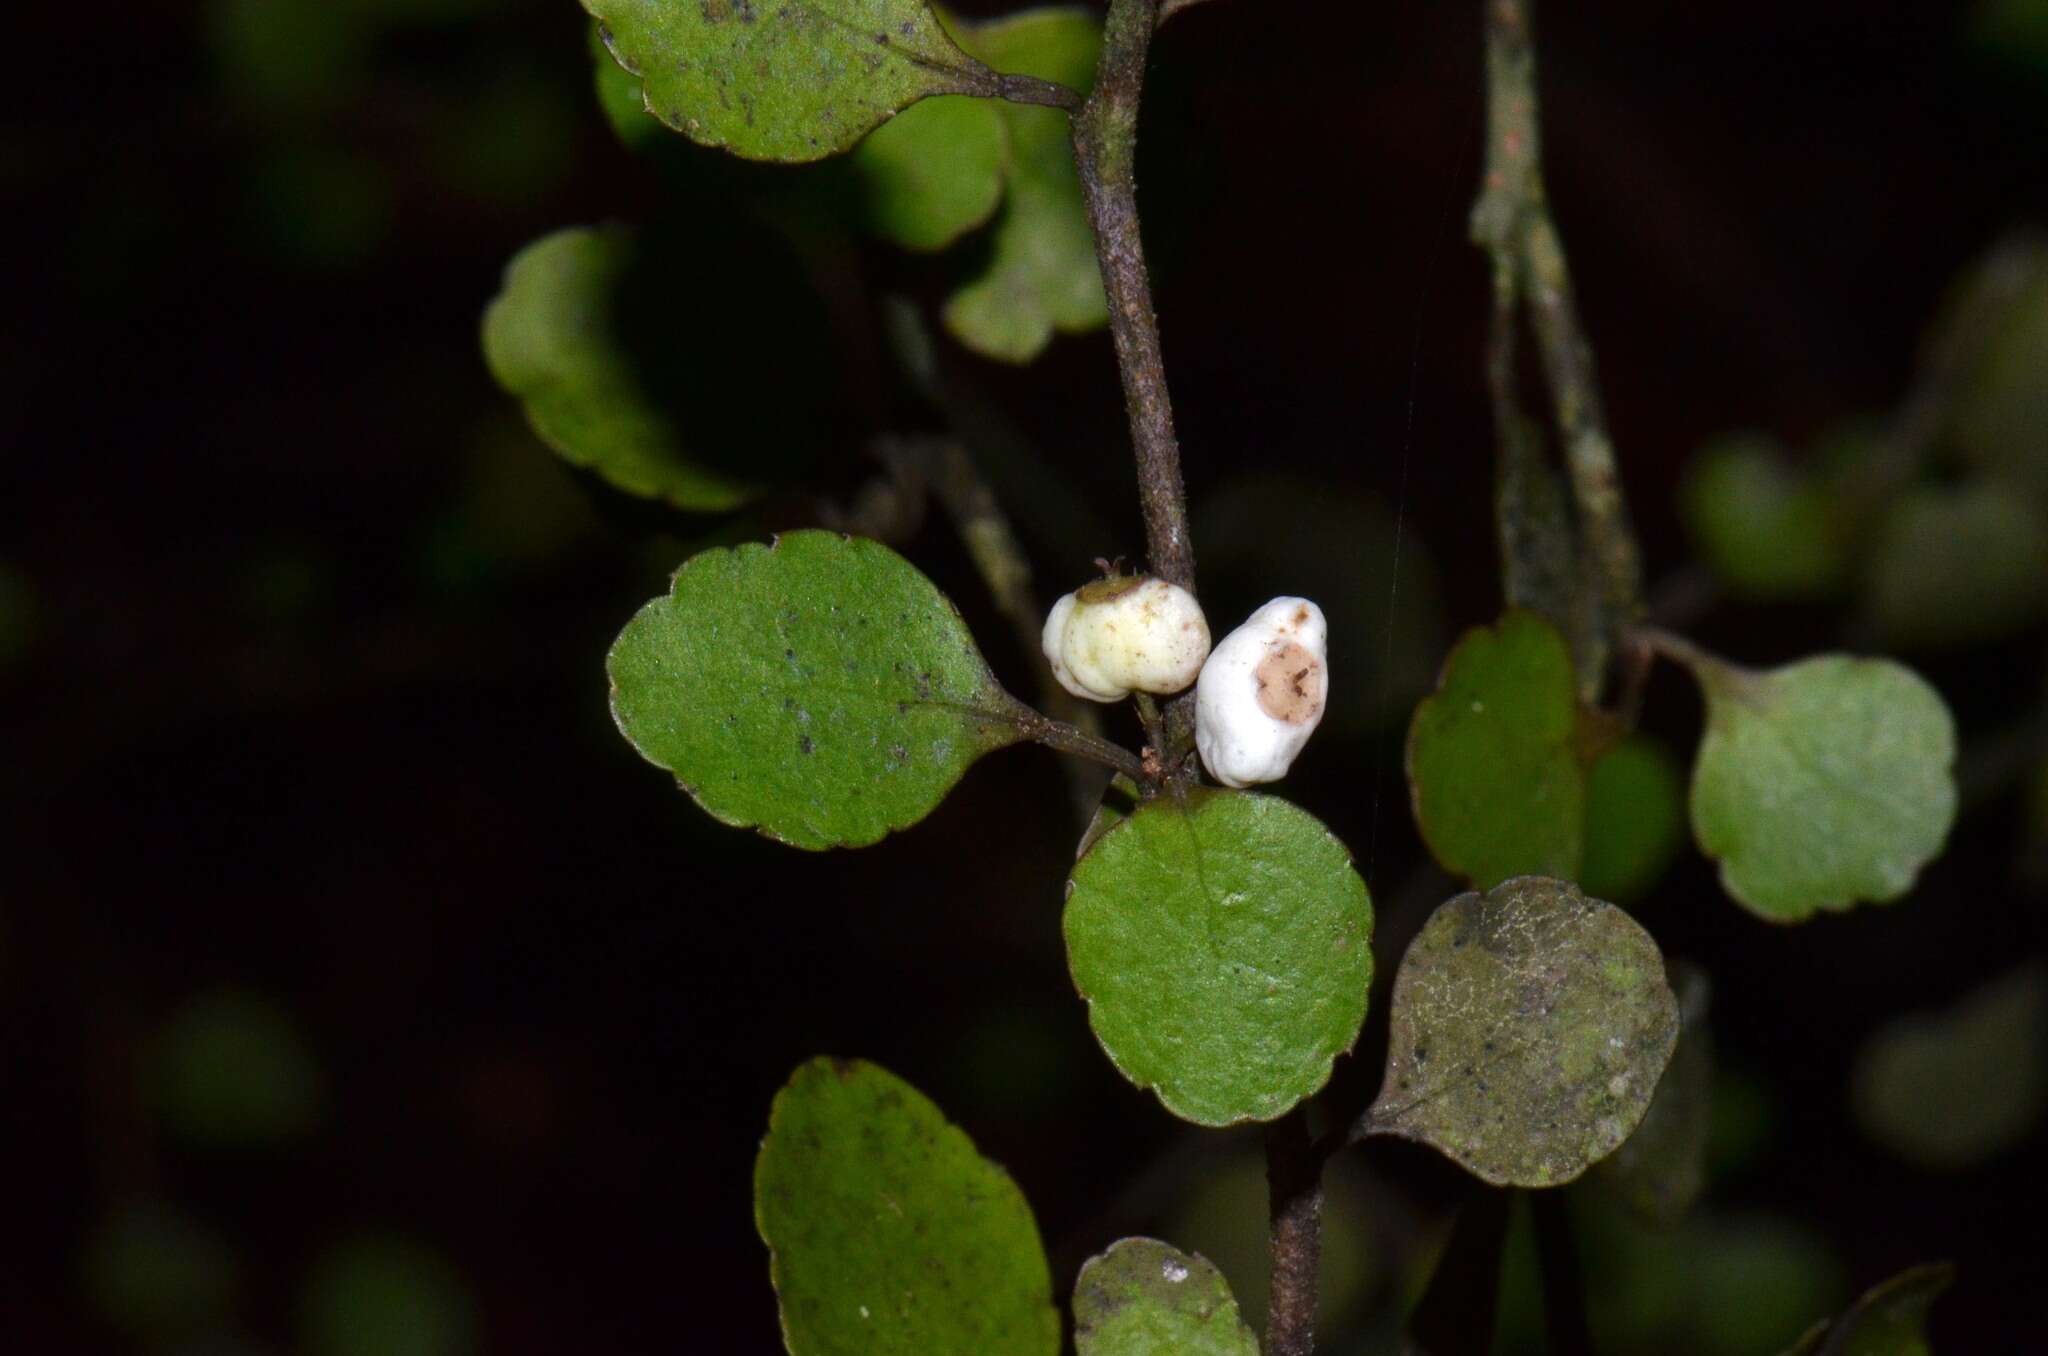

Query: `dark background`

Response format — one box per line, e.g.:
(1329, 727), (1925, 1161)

(6, 0), (2046, 1351)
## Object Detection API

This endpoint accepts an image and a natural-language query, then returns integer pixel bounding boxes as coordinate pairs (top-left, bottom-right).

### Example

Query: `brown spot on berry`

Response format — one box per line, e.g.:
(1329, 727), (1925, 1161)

(1254, 642), (1324, 723)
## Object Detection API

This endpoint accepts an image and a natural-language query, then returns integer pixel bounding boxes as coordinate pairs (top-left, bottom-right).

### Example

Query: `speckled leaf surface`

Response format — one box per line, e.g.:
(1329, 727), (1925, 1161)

(1065, 790), (1374, 1127)
(482, 226), (756, 512)
(1594, 961), (1711, 1226)
(585, 0), (993, 162)
(1778, 1262), (1954, 1356)
(941, 8), (1107, 362)
(1408, 611), (1587, 889)
(754, 1058), (1059, 1356)
(608, 531), (1026, 849)
(1073, 1238), (1258, 1356)
(1364, 876), (1677, 1187)
(1686, 653), (1957, 922)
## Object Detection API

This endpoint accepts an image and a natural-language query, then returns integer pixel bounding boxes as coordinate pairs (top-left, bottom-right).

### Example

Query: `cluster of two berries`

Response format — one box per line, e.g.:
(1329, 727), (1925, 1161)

(1042, 576), (1327, 787)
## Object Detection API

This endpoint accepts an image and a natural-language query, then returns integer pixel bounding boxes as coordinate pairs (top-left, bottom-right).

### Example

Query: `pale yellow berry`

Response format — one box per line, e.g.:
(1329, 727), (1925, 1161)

(1042, 576), (1210, 703)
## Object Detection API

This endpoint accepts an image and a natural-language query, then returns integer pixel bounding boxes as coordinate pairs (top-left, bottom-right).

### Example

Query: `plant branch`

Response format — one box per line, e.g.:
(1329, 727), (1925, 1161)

(986, 71), (1084, 111)
(1072, 0), (1194, 595)
(1006, 701), (1148, 781)
(877, 434), (1115, 821)
(1474, 0), (1644, 700)
(1264, 1107), (1324, 1356)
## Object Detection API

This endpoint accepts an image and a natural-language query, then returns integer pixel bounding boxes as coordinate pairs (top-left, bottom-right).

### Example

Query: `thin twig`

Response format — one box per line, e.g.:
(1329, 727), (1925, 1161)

(1004, 701), (1148, 782)
(1264, 1106), (1323, 1356)
(1071, 0), (1195, 595)
(877, 435), (1115, 822)
(982, 70), (1084, 111)
(1475, 0), (1644, 702)
(1071, 0), (1202, 772)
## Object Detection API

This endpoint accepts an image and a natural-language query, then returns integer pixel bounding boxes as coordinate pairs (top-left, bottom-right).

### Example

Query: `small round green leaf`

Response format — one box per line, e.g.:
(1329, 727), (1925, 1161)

(608, 531), (1027, 849)
(1685, 653), (1958, 921)
(1580, 735), (1686, 905)
(1073, 1238), (1258, 1356)
(585, 0), (994, 163)
(853, 94), (1009, 251)
(1680, 434), (1850, 599)
(941, 8), (1108, 363)
(1778, 1262), (1955, 1356)
(1064, 790), (1374, 1127)
(1364, 876), (1678, 1187)
(755, 1057), (1059, 1356)
(1408, 611), (1587, 889)
(1861, 482), (2048, 649)
(482, 226), (756, 513)
(1851, 960), (2047, 1170)
(1594, 961), (1712, 1226)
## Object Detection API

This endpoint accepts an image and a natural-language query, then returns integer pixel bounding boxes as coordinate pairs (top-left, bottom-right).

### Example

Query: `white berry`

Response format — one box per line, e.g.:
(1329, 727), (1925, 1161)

(1042, 576), (1211, 703)
(1195, 597), (1329, 787)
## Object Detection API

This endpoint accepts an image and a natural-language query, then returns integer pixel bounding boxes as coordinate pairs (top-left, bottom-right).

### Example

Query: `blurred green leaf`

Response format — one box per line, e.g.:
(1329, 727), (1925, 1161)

(1680, 434), (1851, 599)
(608, 531), (1027, 849)
(1579, 735), (1685, 905)
(941, 9), (1108, 362)
(854, 94), (1009, 251)
(450, 423), (599, 568)
(1571, 1202), (1846, 1356)
(1778, 1262), (1954, 1356)
(1363, 876), (1677, 1187)
(247, 149), (394, 266)
(1072, 1238), (1258, 1356)
(302, 1238), (477, 1356)
(585, 0), (996, 162)
(1684, 652), (1957, 922)
(1408, 611), (1587, 889)
(1162, 1149), (1378, 1332)
(1194, 474), (1446, 735)
(482, 226), (758, 513)
(1065, 789), (1374, 1126)
(205, 0), (364, 114)
(1594, 961), (1712, 1227)
(1861, 481), (2048, 649)
(1076, 773), (1140, 859)
(150, 990), (323, 1146)
(1706, 1065), (1776, 1182)
(590, 19), (664, 150)
(1852, 960), (2047, 1169)
(84, 1202), (241, 1337)
(430, 73), (577, 204)
(1951, 239), (2048, 497)
(754, 1058), (1059, 1356)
